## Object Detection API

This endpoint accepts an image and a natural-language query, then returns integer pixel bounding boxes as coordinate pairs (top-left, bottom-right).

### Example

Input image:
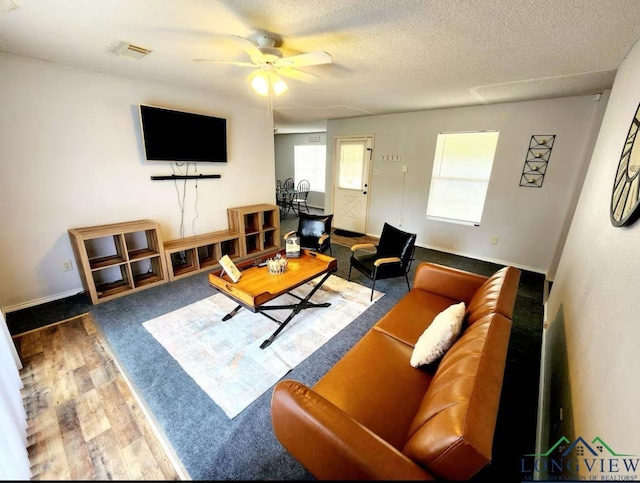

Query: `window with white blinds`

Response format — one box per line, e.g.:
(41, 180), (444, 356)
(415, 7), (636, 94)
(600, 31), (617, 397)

(294, 144), (326, 192)
(426, 131), (500, 225)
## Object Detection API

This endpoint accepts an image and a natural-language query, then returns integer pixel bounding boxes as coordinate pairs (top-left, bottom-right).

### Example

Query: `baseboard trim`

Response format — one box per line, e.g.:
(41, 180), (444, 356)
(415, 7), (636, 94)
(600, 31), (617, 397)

(413, 241), (547, 275)
(2, 288), (84, 313)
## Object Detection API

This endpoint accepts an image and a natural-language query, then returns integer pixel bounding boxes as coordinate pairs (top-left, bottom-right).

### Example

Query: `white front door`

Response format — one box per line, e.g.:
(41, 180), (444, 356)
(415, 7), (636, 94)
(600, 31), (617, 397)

(332, 135), (374, 234)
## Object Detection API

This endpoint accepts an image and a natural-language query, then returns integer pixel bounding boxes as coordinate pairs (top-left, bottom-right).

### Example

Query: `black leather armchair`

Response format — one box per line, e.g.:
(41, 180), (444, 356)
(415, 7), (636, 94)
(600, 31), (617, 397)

(348, 222), (417, 300)
(284, 213), (333, 255)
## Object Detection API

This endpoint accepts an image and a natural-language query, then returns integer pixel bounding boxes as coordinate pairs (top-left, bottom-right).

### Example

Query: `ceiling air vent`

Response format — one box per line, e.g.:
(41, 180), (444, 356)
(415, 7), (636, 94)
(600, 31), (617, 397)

(110, 41), (152, 60)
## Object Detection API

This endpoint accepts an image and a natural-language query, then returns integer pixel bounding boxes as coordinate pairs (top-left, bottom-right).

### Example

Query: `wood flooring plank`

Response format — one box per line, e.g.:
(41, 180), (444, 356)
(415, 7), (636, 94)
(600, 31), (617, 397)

(73, 364), (96, 394)
(86, 429), (131, 480)
(16, 313), (184, 481)
(96, 380), (141, 448)
(58, 319), (87, 370)
(76, 388), (112, 442)
(27, 407), (70, 480)
(56, 399), (97, 480)
(121, 438), (167, 480)
(113, 378), (182, 480)
(15, 330), (43, 359)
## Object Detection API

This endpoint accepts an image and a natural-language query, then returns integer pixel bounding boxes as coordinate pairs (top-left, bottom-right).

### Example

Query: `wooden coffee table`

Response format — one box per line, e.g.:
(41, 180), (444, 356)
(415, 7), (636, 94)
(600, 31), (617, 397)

(208, 249), (338, 349)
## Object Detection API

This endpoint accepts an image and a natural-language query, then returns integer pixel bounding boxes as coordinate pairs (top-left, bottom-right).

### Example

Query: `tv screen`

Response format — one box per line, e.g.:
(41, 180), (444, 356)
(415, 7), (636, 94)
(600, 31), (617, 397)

(139, 104), (227, 162)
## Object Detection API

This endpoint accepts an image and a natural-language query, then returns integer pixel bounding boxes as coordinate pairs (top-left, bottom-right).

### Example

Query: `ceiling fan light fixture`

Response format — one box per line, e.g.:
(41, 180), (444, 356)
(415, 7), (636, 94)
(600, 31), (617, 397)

(250, 70), (270, 96)
(249, 70), (288, 97)
(272, 73), (288, 96)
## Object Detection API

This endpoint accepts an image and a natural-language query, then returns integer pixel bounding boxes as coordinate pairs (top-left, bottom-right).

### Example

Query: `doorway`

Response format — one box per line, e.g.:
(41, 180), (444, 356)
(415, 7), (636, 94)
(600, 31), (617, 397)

(332, 135), (374, 234)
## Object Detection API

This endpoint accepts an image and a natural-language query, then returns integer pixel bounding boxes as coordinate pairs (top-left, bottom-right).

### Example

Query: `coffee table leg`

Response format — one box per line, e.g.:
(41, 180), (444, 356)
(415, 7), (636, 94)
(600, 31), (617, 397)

(259, 270), (335, 349)
(222, 304), (243, 321)
(260, 310), (298, 349)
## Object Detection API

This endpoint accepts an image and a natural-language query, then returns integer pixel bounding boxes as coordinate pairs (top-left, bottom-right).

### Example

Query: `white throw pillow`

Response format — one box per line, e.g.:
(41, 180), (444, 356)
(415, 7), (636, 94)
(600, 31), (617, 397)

(410, 302), (466, 368)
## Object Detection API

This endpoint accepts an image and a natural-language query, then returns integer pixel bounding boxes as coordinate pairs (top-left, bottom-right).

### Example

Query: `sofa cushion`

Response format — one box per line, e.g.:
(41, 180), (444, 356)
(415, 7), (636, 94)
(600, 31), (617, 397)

(402, 313), (513, 480)
(410, 302), (465, 367)
(465, 266), (521, 325)
(313, 329), (432, 449)
(373, 289), (459, 347)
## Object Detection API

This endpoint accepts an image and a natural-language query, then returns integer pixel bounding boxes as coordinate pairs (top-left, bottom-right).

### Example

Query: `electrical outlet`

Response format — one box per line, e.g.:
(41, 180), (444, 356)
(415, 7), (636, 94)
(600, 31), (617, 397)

(63, 260), (73, 271)
(490, 236), (498, 245)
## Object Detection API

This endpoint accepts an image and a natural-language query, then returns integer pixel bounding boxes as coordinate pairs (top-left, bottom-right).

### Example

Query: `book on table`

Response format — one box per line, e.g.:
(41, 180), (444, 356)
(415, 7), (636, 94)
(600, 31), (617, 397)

(285, 234), (301, 258)
(219, 254), (241, 282)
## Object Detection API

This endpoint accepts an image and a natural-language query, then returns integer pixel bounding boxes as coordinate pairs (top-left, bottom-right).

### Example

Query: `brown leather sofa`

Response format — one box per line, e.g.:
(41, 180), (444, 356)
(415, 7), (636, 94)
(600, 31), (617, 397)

(271, 262), (521, 480)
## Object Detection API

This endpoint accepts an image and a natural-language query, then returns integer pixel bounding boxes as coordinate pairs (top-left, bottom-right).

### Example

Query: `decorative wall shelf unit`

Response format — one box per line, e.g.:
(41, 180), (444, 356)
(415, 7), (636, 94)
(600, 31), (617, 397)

(227, 204), (281, 259)
(68, 220), (169, 304)
(163, 229), (241, 281)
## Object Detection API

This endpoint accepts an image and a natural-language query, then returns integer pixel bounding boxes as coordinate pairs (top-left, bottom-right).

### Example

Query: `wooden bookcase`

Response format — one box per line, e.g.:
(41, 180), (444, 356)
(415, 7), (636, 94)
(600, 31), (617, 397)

(227, 204), (281, 259)
(163, 229), (241, 281)
(68, 220), (169, 304)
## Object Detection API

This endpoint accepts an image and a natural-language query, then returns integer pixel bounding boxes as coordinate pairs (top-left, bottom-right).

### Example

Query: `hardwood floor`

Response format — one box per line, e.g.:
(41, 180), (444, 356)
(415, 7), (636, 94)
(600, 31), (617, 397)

(13, 314), (188, 480)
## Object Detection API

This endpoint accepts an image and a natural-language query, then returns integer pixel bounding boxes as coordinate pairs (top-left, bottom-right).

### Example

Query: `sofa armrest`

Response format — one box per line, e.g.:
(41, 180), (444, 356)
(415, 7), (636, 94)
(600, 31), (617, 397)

(412, 262), (488, 304)
(271, 380), (434, 481)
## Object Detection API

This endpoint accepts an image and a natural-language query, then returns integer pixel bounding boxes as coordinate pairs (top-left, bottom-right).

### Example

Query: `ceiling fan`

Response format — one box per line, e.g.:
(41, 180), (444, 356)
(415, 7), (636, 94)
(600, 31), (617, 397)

(195, 34), (333, 98)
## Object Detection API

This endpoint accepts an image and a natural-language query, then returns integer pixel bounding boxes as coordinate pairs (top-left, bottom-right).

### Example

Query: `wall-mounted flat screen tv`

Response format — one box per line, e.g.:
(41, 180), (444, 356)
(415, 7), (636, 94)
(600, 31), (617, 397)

(139, 104), (227, 162)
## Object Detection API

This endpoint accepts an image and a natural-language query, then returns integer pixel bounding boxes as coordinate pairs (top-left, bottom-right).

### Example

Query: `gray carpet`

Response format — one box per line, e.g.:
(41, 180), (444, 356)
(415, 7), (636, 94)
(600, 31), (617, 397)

(7, 211), (544, 480)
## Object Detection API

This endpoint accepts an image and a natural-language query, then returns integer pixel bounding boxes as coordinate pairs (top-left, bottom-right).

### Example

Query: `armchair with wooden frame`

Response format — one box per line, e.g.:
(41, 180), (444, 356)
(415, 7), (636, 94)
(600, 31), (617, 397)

(348, 222), (417, 301)
(283, 212), (333, 256)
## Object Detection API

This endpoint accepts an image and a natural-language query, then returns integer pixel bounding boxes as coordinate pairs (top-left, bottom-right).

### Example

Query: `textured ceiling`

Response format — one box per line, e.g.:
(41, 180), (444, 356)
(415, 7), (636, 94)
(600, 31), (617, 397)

(2, 0), (640, 133)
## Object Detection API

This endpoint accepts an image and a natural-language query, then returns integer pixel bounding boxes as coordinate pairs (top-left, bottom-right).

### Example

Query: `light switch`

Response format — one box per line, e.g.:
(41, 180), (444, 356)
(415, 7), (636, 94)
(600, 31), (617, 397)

(401, 165), (408, 173)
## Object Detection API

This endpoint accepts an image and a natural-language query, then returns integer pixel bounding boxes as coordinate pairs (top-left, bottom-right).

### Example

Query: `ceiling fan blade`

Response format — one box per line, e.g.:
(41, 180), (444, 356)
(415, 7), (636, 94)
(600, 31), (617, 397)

(277, 67), (319, 84)
(276, 51), (333, 67)
(194, 59), (256, 67)
(227, 35), (266, 64)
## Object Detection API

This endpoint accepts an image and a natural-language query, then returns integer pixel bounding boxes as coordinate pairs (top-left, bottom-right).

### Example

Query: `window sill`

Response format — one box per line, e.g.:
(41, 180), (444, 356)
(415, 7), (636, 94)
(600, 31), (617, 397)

(426, 216), (479, 227)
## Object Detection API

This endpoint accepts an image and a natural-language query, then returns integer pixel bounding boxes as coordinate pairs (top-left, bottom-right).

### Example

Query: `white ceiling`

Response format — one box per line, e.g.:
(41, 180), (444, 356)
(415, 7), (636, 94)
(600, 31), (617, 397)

(2, 0), (640, 134)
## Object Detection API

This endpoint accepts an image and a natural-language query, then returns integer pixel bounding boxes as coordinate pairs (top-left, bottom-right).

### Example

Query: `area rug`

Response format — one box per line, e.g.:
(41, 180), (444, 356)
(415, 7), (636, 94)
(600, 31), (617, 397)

(142, 275), (383, 418)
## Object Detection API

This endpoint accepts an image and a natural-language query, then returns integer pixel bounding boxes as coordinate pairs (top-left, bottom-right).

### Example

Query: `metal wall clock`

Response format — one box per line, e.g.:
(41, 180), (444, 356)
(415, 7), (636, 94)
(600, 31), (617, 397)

(611, 102), (640, 226)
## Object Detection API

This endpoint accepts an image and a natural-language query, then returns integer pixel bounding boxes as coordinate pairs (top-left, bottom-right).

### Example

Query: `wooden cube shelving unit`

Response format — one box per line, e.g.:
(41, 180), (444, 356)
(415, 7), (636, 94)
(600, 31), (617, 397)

(68, 220), (169, 304)
(227, 204), (281, 259)
(163, 229), (242, 281)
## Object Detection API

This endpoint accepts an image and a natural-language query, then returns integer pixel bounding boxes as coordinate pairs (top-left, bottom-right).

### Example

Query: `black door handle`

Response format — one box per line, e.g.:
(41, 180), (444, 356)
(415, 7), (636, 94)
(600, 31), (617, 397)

(363, 191), (367, 195)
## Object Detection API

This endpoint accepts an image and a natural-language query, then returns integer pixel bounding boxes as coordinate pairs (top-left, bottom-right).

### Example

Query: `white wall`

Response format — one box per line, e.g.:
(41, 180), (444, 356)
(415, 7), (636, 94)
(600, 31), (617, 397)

(541, 37), (640, 479)
(326, 97), (603, 274)
(0, 53), (276, 310)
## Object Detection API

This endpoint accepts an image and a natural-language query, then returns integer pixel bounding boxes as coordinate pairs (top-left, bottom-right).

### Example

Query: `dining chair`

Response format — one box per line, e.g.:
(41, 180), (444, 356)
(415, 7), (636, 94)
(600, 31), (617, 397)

(291, 179), (310, 215)
(278, 178), (295, 218)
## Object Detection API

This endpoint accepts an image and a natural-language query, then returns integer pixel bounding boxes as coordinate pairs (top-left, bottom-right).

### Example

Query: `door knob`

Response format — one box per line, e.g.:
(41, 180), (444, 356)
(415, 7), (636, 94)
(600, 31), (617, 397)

(363, 191), (367, 195)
